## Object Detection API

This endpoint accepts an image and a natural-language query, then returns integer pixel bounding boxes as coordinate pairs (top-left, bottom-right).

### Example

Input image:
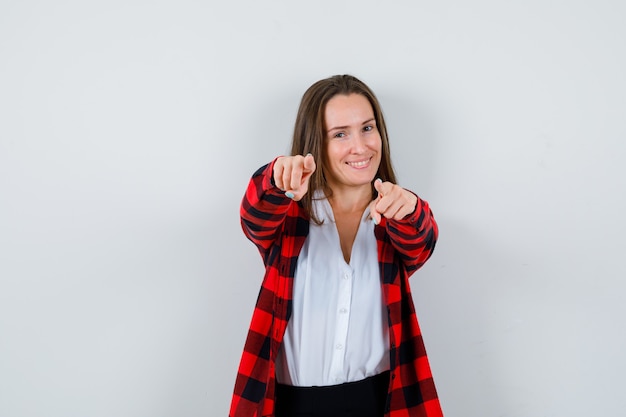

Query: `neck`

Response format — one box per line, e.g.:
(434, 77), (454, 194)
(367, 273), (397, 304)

(327, 184), (373, 214)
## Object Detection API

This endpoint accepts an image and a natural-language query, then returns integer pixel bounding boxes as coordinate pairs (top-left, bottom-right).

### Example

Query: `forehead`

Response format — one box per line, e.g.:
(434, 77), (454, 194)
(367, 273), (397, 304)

(324, 94), (374, 126)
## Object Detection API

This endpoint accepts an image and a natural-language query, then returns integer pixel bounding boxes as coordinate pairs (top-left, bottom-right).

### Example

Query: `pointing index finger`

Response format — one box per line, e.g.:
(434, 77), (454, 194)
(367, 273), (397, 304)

(374, 178), (387, 196)
(304, 153), (316, 173)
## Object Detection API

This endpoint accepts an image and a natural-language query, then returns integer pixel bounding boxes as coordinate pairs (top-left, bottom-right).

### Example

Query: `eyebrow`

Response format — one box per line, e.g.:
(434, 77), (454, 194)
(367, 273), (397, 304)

(327, 118), (376, 133)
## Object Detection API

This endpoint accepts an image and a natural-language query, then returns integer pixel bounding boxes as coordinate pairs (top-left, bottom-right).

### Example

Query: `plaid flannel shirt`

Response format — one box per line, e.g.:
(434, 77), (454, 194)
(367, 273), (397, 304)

(229, 159), (443, 417)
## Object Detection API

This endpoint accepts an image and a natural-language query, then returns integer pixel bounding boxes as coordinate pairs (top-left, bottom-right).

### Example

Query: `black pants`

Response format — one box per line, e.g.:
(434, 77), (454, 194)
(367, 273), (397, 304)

(275, 372), (390, 417)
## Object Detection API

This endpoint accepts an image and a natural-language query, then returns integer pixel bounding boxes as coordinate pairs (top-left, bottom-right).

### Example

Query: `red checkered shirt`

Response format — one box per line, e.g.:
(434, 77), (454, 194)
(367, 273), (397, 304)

(229, 160), (443, 417)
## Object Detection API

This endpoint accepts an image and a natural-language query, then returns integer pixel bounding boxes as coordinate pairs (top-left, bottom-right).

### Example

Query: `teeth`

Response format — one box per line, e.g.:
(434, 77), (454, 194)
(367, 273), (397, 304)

(347, 160), (369, 168)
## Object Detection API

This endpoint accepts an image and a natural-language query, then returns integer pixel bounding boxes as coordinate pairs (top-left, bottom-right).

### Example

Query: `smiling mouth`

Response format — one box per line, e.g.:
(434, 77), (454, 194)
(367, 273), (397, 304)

(346, 157), (372, 168)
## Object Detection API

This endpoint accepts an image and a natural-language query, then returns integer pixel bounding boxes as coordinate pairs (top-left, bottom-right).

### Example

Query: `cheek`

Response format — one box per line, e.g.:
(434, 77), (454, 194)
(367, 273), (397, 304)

(326, 142), (347, 161)
(370, 136), (383, 153)
(373, 137), (383, 162)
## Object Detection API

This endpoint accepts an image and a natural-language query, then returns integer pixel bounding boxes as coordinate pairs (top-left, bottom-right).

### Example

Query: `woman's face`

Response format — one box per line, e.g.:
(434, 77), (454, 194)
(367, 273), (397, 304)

(323, 93), (382, 192)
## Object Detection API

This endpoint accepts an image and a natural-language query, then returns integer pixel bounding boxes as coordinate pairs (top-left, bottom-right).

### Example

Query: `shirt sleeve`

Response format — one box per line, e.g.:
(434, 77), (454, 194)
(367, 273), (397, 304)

(240, 158), (294, 261)
(380, 192), (438, 276)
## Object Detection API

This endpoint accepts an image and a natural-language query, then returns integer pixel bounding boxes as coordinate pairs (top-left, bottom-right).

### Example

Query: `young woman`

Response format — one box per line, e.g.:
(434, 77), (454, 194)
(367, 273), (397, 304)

(229, 75), (443, 417)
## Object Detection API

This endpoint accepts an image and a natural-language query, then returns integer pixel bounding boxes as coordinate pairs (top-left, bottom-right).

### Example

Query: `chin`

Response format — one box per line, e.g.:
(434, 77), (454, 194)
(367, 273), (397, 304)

(347, 174), (377, 187)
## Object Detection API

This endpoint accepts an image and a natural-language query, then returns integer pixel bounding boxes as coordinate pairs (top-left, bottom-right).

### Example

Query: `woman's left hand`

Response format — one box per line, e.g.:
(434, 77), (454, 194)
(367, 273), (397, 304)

(369, 178), (417, 225)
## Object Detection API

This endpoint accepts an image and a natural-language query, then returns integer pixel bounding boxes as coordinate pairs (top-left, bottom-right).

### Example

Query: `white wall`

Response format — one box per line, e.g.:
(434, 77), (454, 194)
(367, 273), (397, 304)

(1, 1), (625, 416)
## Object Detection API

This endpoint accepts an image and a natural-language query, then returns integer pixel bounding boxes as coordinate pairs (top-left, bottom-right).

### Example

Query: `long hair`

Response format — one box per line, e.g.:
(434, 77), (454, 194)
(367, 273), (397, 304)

(290, 74), (397, 224)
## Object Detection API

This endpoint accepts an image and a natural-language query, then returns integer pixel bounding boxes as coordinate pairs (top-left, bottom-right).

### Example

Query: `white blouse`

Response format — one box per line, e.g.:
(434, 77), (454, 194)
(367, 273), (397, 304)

(275, 195), (390, 387)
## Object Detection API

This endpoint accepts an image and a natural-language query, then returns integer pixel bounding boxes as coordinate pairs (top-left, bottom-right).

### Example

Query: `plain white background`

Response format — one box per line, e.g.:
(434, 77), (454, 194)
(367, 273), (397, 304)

(1, 1), (625, 416)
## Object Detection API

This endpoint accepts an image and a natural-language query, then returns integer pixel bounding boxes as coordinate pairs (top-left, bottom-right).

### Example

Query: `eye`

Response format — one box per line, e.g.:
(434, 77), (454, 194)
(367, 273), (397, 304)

(363, 125), (373, 132)
(333, 132), (346, 139)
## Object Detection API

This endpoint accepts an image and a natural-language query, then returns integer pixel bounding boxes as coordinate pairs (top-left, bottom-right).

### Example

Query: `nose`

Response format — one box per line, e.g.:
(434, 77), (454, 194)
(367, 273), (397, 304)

(351, 132), (367, 153)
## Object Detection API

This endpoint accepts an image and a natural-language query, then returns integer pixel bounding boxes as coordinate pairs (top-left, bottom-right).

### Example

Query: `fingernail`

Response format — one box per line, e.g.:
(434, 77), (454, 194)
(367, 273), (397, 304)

(285, 191), (295, 199)
(306, 153), (312, 157)
(373, 216), (379, 225)
(375, 178), (382, 184)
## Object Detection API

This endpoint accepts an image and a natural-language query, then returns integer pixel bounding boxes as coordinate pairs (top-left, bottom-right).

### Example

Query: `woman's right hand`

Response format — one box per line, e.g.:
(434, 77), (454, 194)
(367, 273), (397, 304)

(273, 154), (316, 201)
